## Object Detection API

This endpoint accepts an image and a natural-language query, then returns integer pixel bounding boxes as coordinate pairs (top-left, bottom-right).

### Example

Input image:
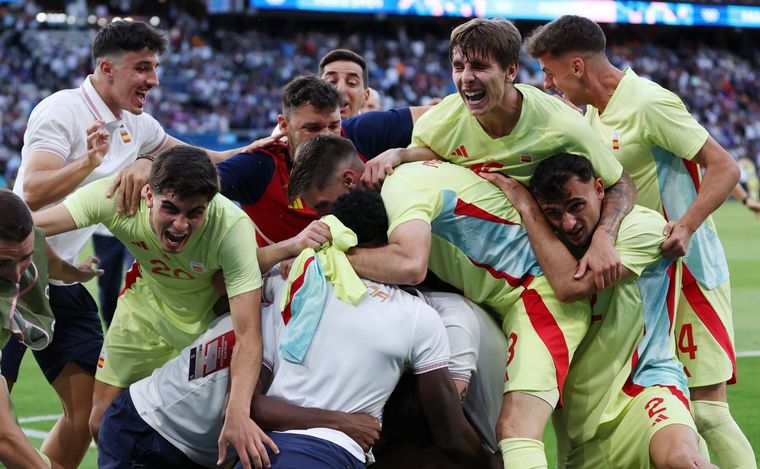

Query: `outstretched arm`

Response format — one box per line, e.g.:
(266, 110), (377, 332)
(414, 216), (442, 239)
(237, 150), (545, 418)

(33, 204), (78, 238)
(347, 220), (431, 285)
(46, 242), (104, 284)
(575, 171), (636, 290)
(362, 147), (441, 190)
(662, 137), (740, 257)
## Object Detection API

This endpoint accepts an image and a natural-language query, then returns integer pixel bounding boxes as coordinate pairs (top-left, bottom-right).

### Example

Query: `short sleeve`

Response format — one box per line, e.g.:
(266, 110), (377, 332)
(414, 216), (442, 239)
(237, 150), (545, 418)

(424, 292), (479, 382)
(136, 113), (168, 156)
(640, 90), (710, 161)
(381, 167), (436, 234)
(343, 108), (413, 159)
(217, 214), (262, 298)
(62, 177), (119, 229)
(25, 103), (77, 161)
(409, 300), (450, 375)
(218, 151), (276, 205)
(616, 206), (667, 276)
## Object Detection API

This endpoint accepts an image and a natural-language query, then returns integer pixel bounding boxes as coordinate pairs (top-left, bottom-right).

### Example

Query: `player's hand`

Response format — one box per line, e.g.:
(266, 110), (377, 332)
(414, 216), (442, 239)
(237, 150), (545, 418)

(661, 220), (693, 258)
(291, 220), (332, 254)
(744, 197), (760, 220)
(218, 411), (278, 469)
(361, 148), (404, 191)
(242, 129), (287, 153)
(479, 172), (532, 213)
(106, 157), (152, 217)
(86, 121), (109, 168)
(338, 413), (381, 452)
(72, 256), (104, 282)
(575, 232), (623, 290)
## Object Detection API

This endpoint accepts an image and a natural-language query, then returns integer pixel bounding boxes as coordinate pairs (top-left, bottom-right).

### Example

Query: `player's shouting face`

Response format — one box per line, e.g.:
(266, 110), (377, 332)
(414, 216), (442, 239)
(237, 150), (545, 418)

(146, 189), (209, 253)
(451, 48), (516, 118)
(537, 175), (604, 248)
(103, 48), (160, 116)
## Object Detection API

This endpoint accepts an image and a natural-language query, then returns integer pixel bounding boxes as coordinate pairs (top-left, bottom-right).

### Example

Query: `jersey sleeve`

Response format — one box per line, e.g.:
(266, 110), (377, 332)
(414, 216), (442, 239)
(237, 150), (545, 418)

(615, 206), (667, 276)
(425, 293), (479, 382)
(217, 151), (276, 205)
(217, 215), (263, 298)
(343, 108), (414, 159)
(381, 166), (436, 234)
(24, 100), (77, 161)
(409, 300), (450, 375)
(136, 113), (168, 156)
(640, 88), (710, 161)
(62, 177), (119, 229)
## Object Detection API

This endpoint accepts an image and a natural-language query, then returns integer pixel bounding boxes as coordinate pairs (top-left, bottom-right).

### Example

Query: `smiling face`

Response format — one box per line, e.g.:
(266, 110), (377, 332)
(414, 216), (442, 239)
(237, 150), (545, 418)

(451, 48), (515, 118)
(281, 103), (342, 158)
(146, 188), (209, 253)
(536, 175), (604, 248)
(100, 48), (160, 116)
(321, 60), (369, 119)
(537, 53), (587, 107)
(0, 231), (34, 284)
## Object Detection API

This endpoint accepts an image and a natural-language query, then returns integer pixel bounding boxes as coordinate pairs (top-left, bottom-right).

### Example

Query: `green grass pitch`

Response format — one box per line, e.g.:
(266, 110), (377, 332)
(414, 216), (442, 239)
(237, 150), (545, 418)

(11, 202), (760, 468)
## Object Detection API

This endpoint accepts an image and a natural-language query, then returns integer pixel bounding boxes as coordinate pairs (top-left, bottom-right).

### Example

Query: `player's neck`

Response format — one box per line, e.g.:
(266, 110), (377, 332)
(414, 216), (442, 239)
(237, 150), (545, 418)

(476, 86), (523, 139)
(90, 74), (123, 119)
(590, 65), (624, 115)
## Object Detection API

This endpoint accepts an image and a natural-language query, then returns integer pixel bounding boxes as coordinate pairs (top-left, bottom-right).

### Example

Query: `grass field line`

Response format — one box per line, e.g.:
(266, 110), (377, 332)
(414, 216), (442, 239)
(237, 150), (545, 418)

(18, 414), (62, 423)
(21, 426), (97, 449)
(737, 350), (760, 358)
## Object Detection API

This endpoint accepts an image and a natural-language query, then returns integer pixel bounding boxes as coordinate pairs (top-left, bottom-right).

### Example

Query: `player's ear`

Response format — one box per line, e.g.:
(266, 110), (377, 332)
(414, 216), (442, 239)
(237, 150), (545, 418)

(504, 62), (519, 83)
(341, 169), (358, 189)
(571, 56), (585, 77)
(277, 114), (288, 134)
(145, 185), (155, 208)
(594, 178), (604, 199)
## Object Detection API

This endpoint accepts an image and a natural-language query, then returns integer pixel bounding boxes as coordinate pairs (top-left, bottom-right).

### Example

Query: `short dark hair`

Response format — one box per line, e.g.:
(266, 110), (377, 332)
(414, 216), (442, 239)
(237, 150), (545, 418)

(449, 18), (521, 71)
(330, 189), (388, 247)
(318, 49), (369, 89)
(0, 190), (33, 242)
(288, 134), (360, 202)
(92, 20), (168, 62)
(282, 75), (342, 118)
(529, 153), (594, 204)
(524, 15), (606, 58)
(149, 146), (219, 202)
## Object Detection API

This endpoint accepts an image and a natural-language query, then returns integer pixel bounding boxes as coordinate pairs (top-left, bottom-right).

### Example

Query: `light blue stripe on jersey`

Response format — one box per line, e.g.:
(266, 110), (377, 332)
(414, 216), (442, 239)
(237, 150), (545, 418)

(630, 258), (689, 395)
(430, 190), (543, 281)
(651, 147), (729, 289)
(279, 257), (328, 364)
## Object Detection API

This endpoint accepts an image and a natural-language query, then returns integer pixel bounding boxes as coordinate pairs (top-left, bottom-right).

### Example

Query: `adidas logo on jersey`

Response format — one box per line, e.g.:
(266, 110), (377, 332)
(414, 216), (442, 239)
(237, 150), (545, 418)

(450, 145), (469, 158)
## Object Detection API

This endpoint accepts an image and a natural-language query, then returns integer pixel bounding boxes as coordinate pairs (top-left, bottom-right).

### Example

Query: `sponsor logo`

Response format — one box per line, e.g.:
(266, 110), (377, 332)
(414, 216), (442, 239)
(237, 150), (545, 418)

(450, 145), (469, 158)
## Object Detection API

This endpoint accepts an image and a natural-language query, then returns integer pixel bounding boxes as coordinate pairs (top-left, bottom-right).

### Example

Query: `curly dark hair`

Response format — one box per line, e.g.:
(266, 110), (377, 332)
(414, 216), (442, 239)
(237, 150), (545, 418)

(529, 153), (594, 204)
(282, 75), (341, 117)
(92, 20), (168, 61)
(330, 189), (388, 247)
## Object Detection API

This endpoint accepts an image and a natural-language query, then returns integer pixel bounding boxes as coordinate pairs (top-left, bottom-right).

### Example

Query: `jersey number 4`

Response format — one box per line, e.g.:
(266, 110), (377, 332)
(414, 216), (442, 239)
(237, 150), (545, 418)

(678, 323), (698, 360)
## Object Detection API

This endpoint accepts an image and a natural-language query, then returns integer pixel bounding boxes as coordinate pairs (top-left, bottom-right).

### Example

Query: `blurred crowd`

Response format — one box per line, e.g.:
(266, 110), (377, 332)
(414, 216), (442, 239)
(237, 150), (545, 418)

(2, 13), (760, 187)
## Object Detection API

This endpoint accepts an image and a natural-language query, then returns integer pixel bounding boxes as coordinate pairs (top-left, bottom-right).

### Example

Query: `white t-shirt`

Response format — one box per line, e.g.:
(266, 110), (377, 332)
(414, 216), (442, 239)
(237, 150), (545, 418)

(129, 314), (238, 468)
(14, 75), (167, 280)
(262, 276), (450, 462)
(422, 291), (508, 453)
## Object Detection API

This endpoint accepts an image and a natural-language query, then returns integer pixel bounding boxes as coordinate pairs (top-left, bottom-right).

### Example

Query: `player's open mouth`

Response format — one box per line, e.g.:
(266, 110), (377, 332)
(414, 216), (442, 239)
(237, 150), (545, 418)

(164, 231), (188, 250)
(136, 89), (148, 106)
(464, 90), (486, 103)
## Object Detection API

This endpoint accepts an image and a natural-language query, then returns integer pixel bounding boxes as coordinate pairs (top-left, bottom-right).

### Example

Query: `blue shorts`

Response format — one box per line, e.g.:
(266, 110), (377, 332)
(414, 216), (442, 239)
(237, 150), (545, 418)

(234, 432), (365, 469)
(98, 390), (206, 469)
(0, 283), (103, 383)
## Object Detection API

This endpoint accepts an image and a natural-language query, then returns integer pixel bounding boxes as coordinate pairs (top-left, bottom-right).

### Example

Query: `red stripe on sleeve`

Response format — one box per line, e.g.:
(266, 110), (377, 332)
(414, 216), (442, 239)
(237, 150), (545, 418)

(281, 256), (315, 325)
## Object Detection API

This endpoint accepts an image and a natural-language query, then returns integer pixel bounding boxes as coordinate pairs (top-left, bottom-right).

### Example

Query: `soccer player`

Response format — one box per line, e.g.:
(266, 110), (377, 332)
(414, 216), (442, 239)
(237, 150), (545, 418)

(318, 49), (370, 119)
(288, 134), (591, 469)
(33, 146), (274, 469)
(0, 190), (102, 469)
(363, 17), (636, 291)
(483, 154), (714, 468)
(97, 189), (498, 469)
(218, 75), (426, 249)
(9, 20), (262, 466)
(524, 15), (754, 468)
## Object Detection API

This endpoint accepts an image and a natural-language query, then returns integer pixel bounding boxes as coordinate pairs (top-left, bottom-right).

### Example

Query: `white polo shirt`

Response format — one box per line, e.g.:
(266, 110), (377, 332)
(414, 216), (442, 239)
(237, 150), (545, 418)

(15, 75), (167, 277)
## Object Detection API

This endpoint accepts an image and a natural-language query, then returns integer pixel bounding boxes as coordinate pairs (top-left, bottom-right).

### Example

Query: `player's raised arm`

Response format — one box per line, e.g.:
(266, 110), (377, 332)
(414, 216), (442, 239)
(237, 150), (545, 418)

(32, 204), (78, 238)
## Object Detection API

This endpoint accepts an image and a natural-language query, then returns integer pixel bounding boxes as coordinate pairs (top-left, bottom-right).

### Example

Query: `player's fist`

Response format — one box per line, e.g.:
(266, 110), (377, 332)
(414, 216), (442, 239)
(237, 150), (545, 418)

(661, 220), (692, 258)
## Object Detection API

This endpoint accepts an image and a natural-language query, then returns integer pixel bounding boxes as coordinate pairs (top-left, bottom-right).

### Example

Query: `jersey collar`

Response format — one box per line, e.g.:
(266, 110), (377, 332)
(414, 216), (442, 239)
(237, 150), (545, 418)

(80, 75), (121, 130)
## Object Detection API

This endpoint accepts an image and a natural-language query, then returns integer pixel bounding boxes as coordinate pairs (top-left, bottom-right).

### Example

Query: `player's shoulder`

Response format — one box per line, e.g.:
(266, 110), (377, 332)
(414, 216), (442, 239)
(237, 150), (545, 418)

(29, 88), (81, 121)
(618, 204), (667, 239)
(622, 68), (680, 108)
(414, 93), (466, 127)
